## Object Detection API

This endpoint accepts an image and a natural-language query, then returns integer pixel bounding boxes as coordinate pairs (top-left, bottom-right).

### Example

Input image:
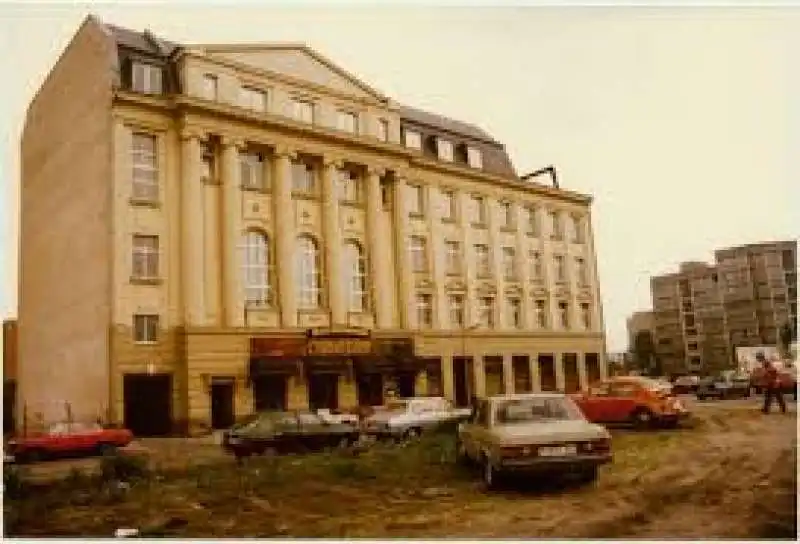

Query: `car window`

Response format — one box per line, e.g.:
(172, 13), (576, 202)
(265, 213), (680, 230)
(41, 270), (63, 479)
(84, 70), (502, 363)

(589, 382), (612, 396)
(609, 383), (638, 397)
(49, 422), (70, 435)
(495, 397), (584, 424)
(296, 413), (324, 426)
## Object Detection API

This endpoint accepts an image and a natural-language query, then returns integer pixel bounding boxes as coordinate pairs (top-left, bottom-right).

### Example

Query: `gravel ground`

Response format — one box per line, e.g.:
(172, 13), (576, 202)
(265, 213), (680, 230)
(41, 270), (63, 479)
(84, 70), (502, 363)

(4, 400), (797, 539)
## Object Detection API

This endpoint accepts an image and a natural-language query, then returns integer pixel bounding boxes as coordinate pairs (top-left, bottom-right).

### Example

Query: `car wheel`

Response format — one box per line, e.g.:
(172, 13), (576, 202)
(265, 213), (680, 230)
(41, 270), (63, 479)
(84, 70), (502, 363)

(97, 443), (117, 457)
(403, 427), (421, 441)
(631, 407), (655, 429)
(337, 436), (352, 449)
(22, 449), (44, 464)
(258, 446), (277, 457)
(696, 395), (705, 401)
(577, 466), (598, 485)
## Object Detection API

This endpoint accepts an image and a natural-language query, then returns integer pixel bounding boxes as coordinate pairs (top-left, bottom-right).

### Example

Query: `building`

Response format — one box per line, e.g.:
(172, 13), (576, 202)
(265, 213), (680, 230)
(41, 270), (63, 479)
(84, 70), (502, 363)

(18, 16), (607, 435)
(3, 319), (18, 434)
(650, 241), (797, 375)
(626, 310), (655, 352)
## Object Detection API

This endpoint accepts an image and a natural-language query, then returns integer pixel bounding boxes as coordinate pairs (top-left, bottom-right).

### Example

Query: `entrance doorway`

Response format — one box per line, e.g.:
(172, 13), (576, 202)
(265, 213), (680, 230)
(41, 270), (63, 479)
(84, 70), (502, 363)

(252, 374), (288, 412)
(308, 373), (339, 411)
(357, 373), (383, 407)
(586, 353), (601, 384)
(453, 357), (472, 407)
(513, 356), (531, 393)
(123, 373), (172, 437)
(538, 354), (557, 392)
(564, 353), (580, 393)
(210, 379), (235, 430)
(396, 371), (416, 398)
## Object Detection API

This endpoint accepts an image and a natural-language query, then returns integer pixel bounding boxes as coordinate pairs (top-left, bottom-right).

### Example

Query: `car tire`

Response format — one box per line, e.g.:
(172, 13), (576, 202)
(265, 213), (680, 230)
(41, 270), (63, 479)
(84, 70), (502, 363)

(22, 449), (44, 464)
(631, 407), (655, 429)
(578, 466), (598, 485)
(97, 443), (117, 457)
(696, 395), (705, 401)
(403, 427), (422, 441)
(337, 436), (353, 449)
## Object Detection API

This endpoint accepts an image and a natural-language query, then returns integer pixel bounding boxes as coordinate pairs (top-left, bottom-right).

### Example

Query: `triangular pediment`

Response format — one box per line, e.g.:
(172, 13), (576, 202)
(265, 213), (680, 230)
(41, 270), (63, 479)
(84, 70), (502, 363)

(200, 44), (386, 102)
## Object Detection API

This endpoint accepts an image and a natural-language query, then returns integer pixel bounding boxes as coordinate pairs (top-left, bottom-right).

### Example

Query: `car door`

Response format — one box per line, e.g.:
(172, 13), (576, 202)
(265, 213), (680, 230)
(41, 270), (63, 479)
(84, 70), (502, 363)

(605, 381), (640, 422)
(577, 382), (612, 422)
(297, 413), (335, 450)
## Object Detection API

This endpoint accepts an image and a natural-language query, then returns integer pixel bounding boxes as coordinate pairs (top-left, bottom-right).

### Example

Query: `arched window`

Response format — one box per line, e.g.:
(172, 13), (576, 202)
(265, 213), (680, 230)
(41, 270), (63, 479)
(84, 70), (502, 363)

(295, 235), (321, 309)
(241, 231), (271, 307)
(343, 241), (367, 312)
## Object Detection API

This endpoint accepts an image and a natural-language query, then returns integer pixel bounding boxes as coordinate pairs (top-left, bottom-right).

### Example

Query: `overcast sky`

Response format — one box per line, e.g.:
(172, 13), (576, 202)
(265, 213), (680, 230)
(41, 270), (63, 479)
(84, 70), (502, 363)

(1, 2), (798, 356)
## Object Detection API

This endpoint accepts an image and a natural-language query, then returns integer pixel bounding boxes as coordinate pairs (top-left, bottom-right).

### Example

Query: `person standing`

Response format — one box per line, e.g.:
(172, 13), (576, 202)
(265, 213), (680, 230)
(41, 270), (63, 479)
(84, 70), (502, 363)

(758, 352), (787, 414)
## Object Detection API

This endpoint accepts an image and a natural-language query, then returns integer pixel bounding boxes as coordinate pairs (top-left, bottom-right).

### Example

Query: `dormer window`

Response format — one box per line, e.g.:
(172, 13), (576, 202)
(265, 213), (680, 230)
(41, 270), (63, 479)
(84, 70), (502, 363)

(377, 119), (389, 142)
(201, 74), (218, 101)
(404, 129), (422, 150)
(337, 110), (358, 134)
(131, 62), (162, 95)
(290, 99), (315, 124)
(437, 138), (454, 162)
(240, 86), (267, 112)
(467, 147), (483, 169)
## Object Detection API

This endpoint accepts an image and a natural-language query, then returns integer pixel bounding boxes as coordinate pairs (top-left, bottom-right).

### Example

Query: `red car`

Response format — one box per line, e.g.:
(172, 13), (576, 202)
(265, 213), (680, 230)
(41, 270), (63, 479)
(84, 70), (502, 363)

(6, 422), (134, 464)
(571, 376), (690, 429)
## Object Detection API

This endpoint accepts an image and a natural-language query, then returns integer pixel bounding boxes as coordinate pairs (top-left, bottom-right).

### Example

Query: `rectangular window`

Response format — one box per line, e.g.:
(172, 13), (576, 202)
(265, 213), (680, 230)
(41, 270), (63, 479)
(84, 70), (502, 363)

(507, 298), (522, 329)
(291, 160), (316, 193)
(500, 201), (515, 229)
(416, 293), (433, 328)
(201, 141), (216, 183)
(445, 241), (462, 275)
(240, 152), (266, 191)
(133, 314), (159, 343)
(550, 210), (563, 240)
(575, 257), (588, 286)
(475, 244), (491, 278)
(131, 62), (162, 94)
(131, 133), (158, 202)
(337, 169), (360, 202)
(337, 110), (358, 134)
(471, 195), (487, 225)
(526, 206), (539, 236)
(409, 236), (428, 272)
(502, 247), (517, 281)
(442, 190), (457, 221)
(132, 235), (159, 279)
(437, 138), (454, 162)
(290, 99), (315, 124)
(554, 255), (566, 282)
(467, 147), (483, 169)
(240, 86), (267, 112)
(478, 297), (495, 328)
(580, 302), (591, 330)
(572, 215), (585, 243)
(448, 294), (465, 328)
(534, 299), (547, 328)
(404, 129), (422, 150)
(377, 119), (389, 142)
(408, 184), (425, 215)
(202, 74), (218, 101)
(558, 301), (570, 329)
(530, 250), (543, 281)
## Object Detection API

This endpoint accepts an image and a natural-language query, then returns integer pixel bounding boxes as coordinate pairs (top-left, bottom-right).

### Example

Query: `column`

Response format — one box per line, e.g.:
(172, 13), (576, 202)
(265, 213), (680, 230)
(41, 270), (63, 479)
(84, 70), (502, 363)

(577, 352), (588, 390)
(365, 167), (391, 329)
(221, 136), (245, 328)
(473, 355), (487, 398)
(442, 355), (455, 402)
(554, 352), (566, 393)
(516, 205), (533, 329)
(425, 185), (445, 329)
(502, 354), (514, 394)
(322, 157), (345, 326)
(460, 192), (476, 327)
(392, 174), (411, 328)
(529, 354), (541, 392)
(273, 147), (297, 328)
(180, 130), (206, 325)
(599, 352), (609, 381)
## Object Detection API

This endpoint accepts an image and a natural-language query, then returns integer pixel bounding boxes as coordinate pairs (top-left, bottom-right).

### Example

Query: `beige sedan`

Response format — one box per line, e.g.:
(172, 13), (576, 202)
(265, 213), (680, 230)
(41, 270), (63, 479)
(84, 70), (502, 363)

(457, 393), (612, 489)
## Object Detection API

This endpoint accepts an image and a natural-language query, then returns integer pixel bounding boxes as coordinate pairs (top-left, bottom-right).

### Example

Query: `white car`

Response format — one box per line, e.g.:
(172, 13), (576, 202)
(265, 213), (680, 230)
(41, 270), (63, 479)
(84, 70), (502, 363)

(365, 397), (471, 440)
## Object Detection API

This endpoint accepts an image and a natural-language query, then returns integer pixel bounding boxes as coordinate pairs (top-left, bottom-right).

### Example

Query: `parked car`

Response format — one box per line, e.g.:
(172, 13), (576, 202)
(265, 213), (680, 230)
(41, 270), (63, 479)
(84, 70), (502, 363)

(364, 397), (472, 440)
(316, 409), (360, 426)
(6, 421), (133, 464)
(695, 374), (751, 400)
(671, 375), (701, 395)
(221, 411), (361, 459)
(571, 376), (689, 429)
(750, 362), (797, 400)
(456, 393), (612, 489)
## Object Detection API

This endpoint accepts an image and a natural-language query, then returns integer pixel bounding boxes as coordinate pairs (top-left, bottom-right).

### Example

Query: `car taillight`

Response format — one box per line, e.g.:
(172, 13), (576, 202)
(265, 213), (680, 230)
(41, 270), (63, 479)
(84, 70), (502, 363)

(583, 438), (610, 453)
(501, 446), (532, 458)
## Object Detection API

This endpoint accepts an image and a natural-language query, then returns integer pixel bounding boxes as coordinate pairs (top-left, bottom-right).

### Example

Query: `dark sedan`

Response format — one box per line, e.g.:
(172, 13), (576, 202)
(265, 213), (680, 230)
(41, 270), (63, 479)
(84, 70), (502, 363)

(221, 411), (362, 459)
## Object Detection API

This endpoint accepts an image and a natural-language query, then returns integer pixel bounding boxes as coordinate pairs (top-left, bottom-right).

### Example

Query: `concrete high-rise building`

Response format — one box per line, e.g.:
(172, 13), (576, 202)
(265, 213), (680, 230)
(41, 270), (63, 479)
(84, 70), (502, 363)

(650, 240), (797, 375)
(18, 17), (607, 435)
(626, 310), (655, 352)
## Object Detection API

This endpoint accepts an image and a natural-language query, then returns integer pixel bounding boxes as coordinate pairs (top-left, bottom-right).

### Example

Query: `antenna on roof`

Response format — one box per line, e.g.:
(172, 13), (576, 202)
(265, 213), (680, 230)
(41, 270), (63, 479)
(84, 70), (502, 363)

(521, 165), (559, 189)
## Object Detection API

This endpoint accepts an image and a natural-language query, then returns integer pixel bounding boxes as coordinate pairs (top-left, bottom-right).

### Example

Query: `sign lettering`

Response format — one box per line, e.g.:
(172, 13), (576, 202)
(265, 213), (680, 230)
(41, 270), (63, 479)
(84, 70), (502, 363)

(307, 339), (372, 356)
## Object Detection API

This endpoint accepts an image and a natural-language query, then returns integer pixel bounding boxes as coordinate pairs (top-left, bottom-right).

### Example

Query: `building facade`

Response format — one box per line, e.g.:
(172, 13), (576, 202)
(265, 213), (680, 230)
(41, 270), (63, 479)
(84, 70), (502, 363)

(650, 241), (797, 375)
(18, 17), (607, 435)
(626, 310), (655, 352)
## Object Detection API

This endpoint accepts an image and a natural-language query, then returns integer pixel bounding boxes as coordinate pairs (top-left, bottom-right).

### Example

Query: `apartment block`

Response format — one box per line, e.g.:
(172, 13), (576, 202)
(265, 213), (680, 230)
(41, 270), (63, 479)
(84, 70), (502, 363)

(18, 17), (607, 435)
(650, 240), (797, 374)
(626, 310), (654, 352)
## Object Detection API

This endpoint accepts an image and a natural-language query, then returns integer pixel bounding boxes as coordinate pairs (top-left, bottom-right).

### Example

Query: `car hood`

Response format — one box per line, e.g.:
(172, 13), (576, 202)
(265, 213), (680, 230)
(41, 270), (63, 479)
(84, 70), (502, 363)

(491, 420), (609, 445)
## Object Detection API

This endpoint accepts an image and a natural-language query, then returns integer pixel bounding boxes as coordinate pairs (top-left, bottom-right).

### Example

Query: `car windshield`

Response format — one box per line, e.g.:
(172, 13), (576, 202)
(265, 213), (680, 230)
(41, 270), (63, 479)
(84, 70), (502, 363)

(634, 377), (671, 392)
(494, 397), (584, 424)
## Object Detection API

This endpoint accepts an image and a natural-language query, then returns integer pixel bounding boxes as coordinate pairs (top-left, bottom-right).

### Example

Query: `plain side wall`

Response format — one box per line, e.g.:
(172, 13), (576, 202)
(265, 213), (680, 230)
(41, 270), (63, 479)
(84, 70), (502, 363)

(18, 18), (114, 428)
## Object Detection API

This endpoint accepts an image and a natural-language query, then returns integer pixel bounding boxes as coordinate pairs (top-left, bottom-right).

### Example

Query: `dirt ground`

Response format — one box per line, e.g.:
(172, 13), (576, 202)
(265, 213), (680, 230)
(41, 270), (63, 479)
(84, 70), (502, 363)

(4, 400), (797, 539)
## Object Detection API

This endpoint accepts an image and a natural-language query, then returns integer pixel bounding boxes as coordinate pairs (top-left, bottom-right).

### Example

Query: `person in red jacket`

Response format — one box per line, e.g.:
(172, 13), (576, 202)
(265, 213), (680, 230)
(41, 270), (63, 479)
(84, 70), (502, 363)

(758, 352), (787, 414)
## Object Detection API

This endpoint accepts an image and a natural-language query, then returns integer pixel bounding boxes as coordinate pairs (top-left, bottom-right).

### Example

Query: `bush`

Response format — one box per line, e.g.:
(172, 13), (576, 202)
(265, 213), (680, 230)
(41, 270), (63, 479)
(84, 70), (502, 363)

(2, 464), (28, 499)
(99, 452), (149, 483)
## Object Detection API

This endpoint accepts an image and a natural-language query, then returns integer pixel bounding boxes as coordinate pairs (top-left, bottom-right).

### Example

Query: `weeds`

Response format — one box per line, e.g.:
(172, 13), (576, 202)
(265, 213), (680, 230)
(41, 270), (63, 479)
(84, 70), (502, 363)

(99, 452), (149, 483)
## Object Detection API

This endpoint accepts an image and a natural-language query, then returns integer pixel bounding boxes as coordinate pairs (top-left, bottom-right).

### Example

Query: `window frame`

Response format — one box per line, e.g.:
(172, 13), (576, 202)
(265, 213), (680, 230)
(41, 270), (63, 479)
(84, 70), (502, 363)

(291, 159), (317, 195)
(502, 247), (517, 281)
(343, 241), (367, 312)
(448, 294), (465, 328)
(202, 74), (218, 101)
(132, 234), (159, 280)
(133, 314), (159, 343)
(467, 146), (483, 169)
(131, 62), (162, 94)
(409, 235), (429, 272)
(337, 110), (359, 134)
(437, 138), (454, 162)
(240, 151), (267, 191)
(408, 184), (425, 216)
(290, 98), (315, 124)
(445, 240), (462, 275)
(131, 132), (159, 202)
(404, 129), (422, 150)
(240, 85), (267, 112)
(475, 244), (492, 278)
(478, 296), (495, 329)
(296, 235), (322, 310)
(507, 298), (522, 329)
(415, 292), (433, 328)
(241, 230), (272, 307)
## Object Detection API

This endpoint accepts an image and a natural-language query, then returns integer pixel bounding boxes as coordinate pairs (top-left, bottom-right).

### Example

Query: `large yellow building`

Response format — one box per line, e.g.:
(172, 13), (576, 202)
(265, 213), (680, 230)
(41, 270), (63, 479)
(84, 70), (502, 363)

(18, 17), (607, 435)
